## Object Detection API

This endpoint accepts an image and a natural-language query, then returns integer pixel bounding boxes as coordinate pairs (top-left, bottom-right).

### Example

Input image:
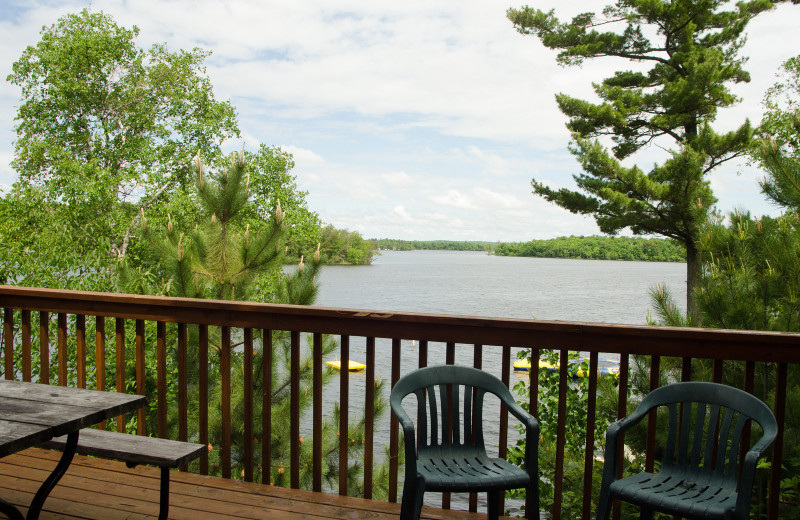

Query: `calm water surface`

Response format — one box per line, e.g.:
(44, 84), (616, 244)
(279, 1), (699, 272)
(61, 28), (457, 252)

(313, 250), (687, 323)
(303, 251), (687, 512)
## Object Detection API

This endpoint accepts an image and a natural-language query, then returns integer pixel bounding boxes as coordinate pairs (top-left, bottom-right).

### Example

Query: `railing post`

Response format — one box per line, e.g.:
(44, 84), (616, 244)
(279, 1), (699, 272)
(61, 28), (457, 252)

(768, 362), (788, 520)
(115, 318), (125, 432)
(21, 310), (31, 382)
(363, 336), (375, 499)
(338, 335), (349, 496)
(221, 325), (231, 479)
(261, 328), (272, 484)
(135, 319), (145, 435)
(243, 327), (254, 482)
(312, 332), (322, 493)
(76, 314), (85, 389)
(57, 313), (67, 386)
(39, 312), (49, 385)
(552, 348), (570, 520)
(290, 330), (300, 489)
(199, 324), (209, 475)
(157, 321), (167, 439)
(178, 323), (188, 470)
(3, 308), (13, 381)
(95, 316), (105, 430)
(388, 338), (401, 503)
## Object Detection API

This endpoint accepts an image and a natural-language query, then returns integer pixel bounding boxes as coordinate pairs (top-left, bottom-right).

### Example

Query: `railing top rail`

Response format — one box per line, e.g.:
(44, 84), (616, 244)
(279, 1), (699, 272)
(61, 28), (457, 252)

(2, 285), (799, 362)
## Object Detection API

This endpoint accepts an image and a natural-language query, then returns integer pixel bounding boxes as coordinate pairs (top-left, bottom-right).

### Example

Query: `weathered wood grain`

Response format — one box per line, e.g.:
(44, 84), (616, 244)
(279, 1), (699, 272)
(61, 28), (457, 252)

(42, 429), (205, 468)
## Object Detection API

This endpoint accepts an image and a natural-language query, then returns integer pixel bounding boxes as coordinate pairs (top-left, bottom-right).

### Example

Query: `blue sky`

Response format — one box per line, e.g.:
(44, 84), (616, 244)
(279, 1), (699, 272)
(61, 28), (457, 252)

(1, 1), (799, 242)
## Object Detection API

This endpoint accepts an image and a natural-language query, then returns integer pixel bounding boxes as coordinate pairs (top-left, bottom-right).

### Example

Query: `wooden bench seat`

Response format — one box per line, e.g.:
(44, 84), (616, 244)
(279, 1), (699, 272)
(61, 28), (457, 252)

(43, 429), (205, 520)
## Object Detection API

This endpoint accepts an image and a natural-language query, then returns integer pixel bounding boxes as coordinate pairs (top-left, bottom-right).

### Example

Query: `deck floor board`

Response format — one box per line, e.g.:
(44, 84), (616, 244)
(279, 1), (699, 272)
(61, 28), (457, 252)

(0, 448), (495, 520)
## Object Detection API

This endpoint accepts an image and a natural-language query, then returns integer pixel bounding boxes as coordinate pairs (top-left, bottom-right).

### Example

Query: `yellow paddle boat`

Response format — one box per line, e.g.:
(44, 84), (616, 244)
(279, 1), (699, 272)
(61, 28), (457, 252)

(325, 360), (367, 372)
(513, 358), (619, 378)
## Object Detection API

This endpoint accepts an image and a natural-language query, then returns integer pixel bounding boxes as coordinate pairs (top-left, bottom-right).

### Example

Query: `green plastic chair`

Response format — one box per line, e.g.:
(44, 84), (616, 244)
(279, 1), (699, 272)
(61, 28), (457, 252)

(596, 382), (778, 520)
(390, 365), (539, 520)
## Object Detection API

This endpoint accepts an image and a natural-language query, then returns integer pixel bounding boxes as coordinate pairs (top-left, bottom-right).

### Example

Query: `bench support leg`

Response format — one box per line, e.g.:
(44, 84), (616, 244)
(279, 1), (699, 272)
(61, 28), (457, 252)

(159, 466), (170, 520)
(27, 431), (78, 519)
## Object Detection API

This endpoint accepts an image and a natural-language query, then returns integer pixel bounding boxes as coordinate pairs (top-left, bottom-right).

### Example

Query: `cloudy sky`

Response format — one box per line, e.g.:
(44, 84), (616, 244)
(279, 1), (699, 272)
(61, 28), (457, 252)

(1, 1), (799, 242)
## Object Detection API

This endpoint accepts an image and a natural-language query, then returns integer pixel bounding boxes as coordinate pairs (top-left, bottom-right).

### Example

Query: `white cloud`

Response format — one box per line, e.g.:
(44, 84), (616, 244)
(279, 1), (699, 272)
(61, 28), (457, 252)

(1, 0), (798, 240)
(381, 171), (417, 189)
(430, 189), (474, 210)
(281, 145), (325, 166)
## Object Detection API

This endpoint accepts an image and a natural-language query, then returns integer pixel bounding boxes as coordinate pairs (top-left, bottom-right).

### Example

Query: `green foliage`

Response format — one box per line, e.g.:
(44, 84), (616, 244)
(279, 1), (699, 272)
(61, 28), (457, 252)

(495, 235), (685, 262)
(120, 152), (391, 493)
(506, 0), (784, 314)
(369, 239), (496, 252)
(507, 349), (618, 517)
(646, 56), (800, 516)
(0, 8), (238, 291)
(318, 225), (377, 265)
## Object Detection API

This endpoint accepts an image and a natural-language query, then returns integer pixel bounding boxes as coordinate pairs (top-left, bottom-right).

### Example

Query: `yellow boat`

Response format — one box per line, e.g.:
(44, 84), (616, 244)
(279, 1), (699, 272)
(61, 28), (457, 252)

(513, 359), (558, 371)
(513, 359), (619, 378)
(325, 360), (367, 372)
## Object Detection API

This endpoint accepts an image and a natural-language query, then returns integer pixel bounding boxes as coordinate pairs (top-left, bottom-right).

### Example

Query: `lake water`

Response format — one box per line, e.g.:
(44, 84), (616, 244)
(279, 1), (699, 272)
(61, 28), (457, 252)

(313, 250), (687, 323)
(302, 250), (687, 512)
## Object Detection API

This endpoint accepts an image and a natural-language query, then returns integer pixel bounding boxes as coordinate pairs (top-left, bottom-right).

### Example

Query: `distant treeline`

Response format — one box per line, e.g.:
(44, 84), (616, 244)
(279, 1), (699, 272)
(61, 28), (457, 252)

(495, 236), (685, 262)
(370, 239), (496, 251)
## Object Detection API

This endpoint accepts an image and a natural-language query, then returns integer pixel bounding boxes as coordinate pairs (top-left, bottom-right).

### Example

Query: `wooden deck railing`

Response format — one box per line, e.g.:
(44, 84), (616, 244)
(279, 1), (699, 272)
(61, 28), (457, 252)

(1, 285), (799, 520)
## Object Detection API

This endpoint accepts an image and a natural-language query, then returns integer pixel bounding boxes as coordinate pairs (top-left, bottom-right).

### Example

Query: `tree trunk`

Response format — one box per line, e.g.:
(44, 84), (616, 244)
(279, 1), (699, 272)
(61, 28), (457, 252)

(685, 240), (700, 324)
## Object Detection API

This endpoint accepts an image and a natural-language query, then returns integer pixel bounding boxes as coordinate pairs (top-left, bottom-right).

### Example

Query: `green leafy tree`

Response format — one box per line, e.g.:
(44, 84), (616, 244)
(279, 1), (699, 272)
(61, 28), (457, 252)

(506, 0), (793, 317)
(121, 151), (390, 493)
(649, 56), (800, 516)
(1, 8), (238, 290)
(507, 350), (619, 517)
(319, 225), (377, 265)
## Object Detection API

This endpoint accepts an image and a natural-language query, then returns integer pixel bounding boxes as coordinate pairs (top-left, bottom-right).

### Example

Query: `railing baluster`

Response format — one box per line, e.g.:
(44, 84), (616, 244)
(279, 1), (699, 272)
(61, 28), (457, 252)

(469, 344), (482, 514)
(135, 319), (145, 435)
(290, 330), (300, 489)
(498, 345), (511, 517)
(221, 325), (231, 479)
(20, 310), (31, 382)
(389, 337), (401, 503)
(199, 324), (209, 475)
(313, 332), (323, 492)
(178, 323), (188, 471)
(612, 353), (630, 520)
(262, 329), (272, 484)
(39, 312), (49, 385)
(527, 347), (539, 519)
(363, 336), (375, 499)
(243, 327), (254, 482)
(443, 341), (456, 510)
(552, 348), (570, 520)
(57, 313), (67, 386)
(157, 321), (167, 438)
(115, 318), (125, 432)
(713, 358), (723, 383)
(582, 351), (599, 520)
(681, 356), (692, 381)
(95, 317), (105, 429)
(645, 355), (660, 473)
(768, 362), (787, 520)
(76, 314), (86, 388)
(338, 335), (349, 495)
(2, 308), (12, 381)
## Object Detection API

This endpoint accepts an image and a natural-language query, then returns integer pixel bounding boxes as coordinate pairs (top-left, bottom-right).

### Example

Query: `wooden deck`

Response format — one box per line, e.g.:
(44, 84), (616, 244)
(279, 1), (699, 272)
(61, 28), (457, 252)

(0, 448), (493, 520)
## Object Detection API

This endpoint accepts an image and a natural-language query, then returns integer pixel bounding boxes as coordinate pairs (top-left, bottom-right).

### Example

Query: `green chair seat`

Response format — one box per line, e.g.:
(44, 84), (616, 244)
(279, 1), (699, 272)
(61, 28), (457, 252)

(390, 365), (539, 520)
(596, 382), (778, 520)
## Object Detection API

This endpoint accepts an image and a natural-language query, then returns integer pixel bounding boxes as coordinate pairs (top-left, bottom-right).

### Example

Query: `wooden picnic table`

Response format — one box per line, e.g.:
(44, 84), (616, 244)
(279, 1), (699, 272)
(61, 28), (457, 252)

(0, 380), (145, 520)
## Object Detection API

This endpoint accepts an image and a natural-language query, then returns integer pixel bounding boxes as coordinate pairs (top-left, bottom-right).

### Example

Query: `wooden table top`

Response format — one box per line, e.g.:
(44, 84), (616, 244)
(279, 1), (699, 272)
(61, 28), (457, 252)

(0, 381), (146, 458)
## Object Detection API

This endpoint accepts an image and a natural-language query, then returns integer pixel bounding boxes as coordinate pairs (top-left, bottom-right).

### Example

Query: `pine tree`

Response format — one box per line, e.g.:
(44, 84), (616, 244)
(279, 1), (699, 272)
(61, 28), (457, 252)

(119, 150), (389, 492)
(649, 72), (800, 513)
(506, 0), (794, 318)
